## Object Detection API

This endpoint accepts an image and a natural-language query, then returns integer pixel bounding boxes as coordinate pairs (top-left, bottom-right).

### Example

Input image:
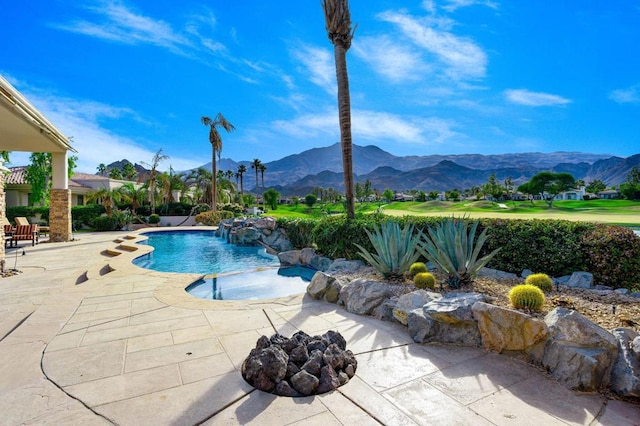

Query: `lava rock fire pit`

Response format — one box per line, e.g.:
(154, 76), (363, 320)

(241, 330), (357, 397)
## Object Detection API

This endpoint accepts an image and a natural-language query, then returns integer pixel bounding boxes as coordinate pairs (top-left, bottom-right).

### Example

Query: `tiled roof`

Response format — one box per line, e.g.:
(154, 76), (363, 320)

(6, 166), (93, 188)
(6, 166), (27, 185)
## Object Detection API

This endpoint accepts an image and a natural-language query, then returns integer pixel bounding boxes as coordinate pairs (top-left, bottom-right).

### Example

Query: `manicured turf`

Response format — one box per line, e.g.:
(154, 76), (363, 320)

(266, 199), (640, 226)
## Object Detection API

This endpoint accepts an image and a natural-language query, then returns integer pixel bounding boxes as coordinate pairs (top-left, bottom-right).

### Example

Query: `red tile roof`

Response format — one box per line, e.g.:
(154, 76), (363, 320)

(7, 166), (92, 188)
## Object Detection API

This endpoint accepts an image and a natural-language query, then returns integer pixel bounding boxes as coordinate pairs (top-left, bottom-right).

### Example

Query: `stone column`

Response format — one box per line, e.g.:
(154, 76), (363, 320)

(0, 170), (5, 272)
(50, 152), (72, 242)
(49, 189), (72, 242)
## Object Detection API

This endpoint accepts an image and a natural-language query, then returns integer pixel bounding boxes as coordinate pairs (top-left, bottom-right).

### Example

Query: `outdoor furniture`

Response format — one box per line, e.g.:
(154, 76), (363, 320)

(3, 224), (13, 248)
(8, 224), (39, 247)
(15, 217), (30, 226)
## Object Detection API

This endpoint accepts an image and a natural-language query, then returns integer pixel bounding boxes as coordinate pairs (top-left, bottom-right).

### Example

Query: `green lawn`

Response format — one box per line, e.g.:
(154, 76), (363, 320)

(264, 199), (640, 226)
(382, 199), (640, 226)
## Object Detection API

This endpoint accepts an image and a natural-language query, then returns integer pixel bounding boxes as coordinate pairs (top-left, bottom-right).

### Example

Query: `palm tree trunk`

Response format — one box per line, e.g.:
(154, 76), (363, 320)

(211, 148), (217, 211)
(334, 44), (355, 219)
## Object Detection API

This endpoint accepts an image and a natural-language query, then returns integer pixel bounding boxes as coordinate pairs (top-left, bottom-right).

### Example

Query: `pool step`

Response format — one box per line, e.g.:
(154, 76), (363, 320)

(76, 263), (115, 284)
(116, 244), (138, 252)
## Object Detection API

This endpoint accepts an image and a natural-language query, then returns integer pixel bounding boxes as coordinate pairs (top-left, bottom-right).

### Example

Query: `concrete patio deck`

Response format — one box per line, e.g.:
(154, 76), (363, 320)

(0, 228), (638, 425)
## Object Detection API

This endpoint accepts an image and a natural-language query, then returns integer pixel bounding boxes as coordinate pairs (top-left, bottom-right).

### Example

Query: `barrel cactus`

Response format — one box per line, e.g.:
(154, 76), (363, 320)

(525, 273), (553, 292)
(414, 272), (436, 290)
(509, 284), (545, 311)
(409, 262), (428, 278)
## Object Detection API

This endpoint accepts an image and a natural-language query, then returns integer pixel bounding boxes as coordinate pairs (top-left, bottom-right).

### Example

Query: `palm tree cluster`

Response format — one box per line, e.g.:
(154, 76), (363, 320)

(87, 148), (271, 217)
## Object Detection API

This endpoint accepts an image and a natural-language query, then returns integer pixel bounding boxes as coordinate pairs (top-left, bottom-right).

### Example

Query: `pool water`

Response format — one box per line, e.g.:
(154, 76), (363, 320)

(133, 230), (280, 275)
(133, 230), (316, 300)
(186, 266), (317, 300)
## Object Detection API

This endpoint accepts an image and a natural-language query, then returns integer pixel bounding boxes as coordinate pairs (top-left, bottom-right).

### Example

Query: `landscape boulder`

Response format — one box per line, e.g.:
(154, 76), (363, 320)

(424, 292), (488, 324)
(472, 302), (549, 353)
(609, 328), (640, 397)
(278, 250), (302, 267)
(478, 267), (519, 280)
(326, 259), (367, 275)
(541, 308), (618, 391)
(232, 227), (262, 246)
(393, 290), (441, 326)
(408, 306), (481, 347)
(565, 272), (593, 289)
(306, 272), (335, 300)
(339, 278), (393, 315)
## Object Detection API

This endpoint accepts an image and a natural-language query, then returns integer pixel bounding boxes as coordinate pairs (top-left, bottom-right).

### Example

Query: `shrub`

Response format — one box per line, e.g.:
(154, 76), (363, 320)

(72, 205), (106, 228)
(92, 216), (120, 231)
(355, 221), (422, 278)
(409, 262), (428, 278)
(580, 224), (640, 290)
(148, 214), (161, 224)
(277, 218), (316, 249)
(509, 284), (545, 311)
(418, 216), (500, 288)
(482, 219), (592, 277)
(414, 272), (436, 290)
(194, 210), (233, 226)
(525, 273), (554, 292)
(311, 216), (381, 259)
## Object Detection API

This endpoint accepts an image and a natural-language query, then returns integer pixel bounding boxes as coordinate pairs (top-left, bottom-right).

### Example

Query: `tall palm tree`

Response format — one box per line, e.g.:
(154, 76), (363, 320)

(237, 164), (247, 198)
(251, 158), (262, 200)
(97, 163), (107, 176)
(201, 113), (235, 211)
(258, 163), (267, 209)
(141, 149), (169, 215)
(323, 0), (356, 219)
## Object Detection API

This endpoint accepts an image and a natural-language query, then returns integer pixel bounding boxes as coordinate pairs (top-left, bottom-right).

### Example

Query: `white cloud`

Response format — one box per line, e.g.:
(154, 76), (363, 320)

(504, 89), (571, 106)
(271, 109), (460, 146)
(291, 44), (335, 94)
(442, 0), (499, 12)
(8, 90), (202, 173)
(53, 0), (192, 54)
(378, 11), (487, 80)
(609, 84), (640, 104)
(353, 35), (430, 82)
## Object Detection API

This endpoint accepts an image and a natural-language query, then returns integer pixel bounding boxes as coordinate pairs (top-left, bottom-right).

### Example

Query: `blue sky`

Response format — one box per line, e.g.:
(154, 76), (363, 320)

(3, 0), (639, 173)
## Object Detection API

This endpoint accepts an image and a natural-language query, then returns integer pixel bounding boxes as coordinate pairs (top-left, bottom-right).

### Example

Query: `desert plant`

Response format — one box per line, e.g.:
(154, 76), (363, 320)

(409, 262), (428, 278)
(509, 284), (545, 311)
(414, 272), (436, 290)
(525, 273), (554, 292)
(355, 221), (422, 278)
(194, 210), (233, 226)
(418, 216), (500, 288)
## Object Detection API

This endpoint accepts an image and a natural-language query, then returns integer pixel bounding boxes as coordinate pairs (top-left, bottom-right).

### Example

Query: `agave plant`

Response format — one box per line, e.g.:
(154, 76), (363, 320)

(418, 216), (500, 288)
(355, 221), (423, 278)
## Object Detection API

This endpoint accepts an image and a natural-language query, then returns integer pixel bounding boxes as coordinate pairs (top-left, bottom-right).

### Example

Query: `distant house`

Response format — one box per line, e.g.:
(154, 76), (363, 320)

(393, 192), (415, 202)
(596, 189), (620, 199)
(5, 167), (139, 207)
(553, 187), (586, 201)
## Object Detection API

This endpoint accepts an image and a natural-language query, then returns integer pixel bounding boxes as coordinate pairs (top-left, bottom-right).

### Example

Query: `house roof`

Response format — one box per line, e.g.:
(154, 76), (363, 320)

(0, 75), (75, 154)
(6, 166), (26, 185)
(6, 166), (92, 188)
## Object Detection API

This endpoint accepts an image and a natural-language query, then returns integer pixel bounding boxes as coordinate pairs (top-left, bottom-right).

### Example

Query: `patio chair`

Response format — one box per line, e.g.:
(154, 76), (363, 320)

(9, 224), (39, 247)
(15, 217), (30, 226)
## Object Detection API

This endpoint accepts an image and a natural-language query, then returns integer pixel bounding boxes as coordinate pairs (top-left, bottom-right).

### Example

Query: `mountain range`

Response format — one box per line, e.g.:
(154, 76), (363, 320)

(107, 143), (640, 196)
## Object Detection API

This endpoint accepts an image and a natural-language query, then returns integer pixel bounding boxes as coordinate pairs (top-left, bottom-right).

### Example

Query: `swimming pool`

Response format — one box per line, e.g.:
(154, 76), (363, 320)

(133, 230), (315, 300)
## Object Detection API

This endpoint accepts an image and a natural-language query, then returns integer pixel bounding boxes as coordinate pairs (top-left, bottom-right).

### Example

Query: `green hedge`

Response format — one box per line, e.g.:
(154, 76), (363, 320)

(277, 215), (640, 290)
(480, 219), (594, 277)
(5, 206), (50, 224)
